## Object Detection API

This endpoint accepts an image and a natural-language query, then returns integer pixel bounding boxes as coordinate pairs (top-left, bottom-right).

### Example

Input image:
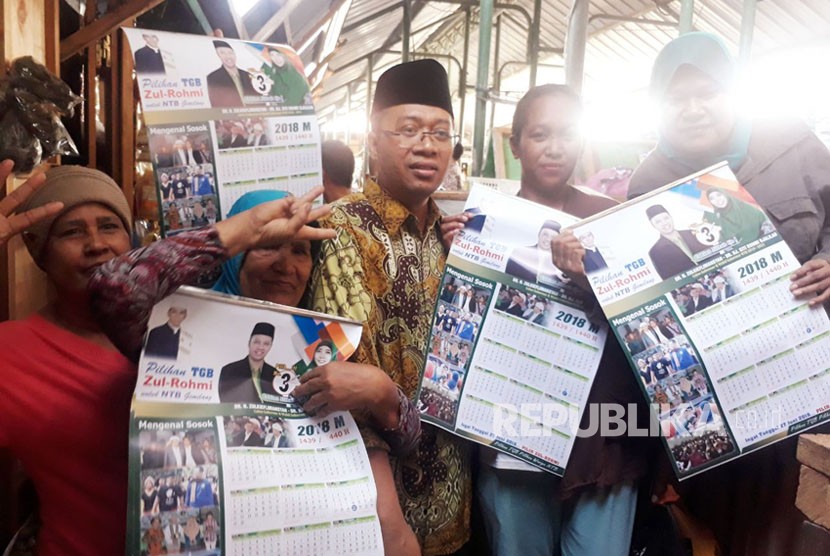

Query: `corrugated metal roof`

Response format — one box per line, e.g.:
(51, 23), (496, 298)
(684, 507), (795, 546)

(287, 0), (332, 43)
(306, 0), (830, 126)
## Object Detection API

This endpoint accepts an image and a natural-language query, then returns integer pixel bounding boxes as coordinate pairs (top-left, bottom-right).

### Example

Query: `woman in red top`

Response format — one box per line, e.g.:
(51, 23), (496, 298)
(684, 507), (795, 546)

(0, 162), (329, 555)
(0, 165), (136, 556)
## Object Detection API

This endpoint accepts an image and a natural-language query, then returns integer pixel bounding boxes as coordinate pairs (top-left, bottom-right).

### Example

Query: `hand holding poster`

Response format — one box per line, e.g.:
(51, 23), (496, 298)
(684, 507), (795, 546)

(123, 29), (321, 237)
(572, 162), (830, 478)
(128, 287), (383, 555)
(416, 185), (607, 475)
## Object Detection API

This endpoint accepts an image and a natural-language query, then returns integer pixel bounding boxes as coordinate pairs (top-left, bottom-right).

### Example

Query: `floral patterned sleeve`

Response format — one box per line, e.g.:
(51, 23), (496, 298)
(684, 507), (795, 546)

(379, 387), (422, 457)
(311, 230), (421, 456)
(88, 227), (228, 361)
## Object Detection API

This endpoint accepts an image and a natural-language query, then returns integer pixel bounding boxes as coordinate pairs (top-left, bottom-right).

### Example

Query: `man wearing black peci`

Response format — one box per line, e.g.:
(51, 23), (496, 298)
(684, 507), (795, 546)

(206, 40), (259, 108)
(219, 322), (278, 403)
(646, 204), (709, 279)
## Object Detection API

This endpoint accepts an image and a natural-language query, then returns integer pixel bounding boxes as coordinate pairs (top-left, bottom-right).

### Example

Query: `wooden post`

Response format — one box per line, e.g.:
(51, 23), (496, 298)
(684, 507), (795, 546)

(83, 0), (97, 169)
(0, 0), (48, 67)
(107, 26), (136, 212)
(0, 0), (55, 322)
(44, 0), (60, 73)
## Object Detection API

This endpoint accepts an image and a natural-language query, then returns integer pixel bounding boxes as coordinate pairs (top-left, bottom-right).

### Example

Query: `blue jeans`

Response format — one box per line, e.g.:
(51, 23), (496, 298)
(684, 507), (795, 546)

(477, 465), (637, 556)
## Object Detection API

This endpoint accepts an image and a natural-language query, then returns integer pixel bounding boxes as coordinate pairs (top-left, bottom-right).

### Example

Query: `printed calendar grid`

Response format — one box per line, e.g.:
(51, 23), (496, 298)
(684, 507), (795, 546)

(703, 307), (830, 448)
(682, 275), (799, 348)
(228, 516), (382, 556)
(455, 395), (574, 465)
(223, 442), (381, 554)
(418, 190), (610, 476)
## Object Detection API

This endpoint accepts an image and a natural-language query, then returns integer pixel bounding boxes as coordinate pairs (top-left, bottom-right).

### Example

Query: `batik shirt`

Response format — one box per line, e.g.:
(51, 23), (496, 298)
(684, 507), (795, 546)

(311, 180), (472, 555)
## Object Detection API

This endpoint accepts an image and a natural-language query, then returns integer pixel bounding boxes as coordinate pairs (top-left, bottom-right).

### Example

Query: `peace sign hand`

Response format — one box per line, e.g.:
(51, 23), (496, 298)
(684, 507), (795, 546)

(0, 160), (63, 248)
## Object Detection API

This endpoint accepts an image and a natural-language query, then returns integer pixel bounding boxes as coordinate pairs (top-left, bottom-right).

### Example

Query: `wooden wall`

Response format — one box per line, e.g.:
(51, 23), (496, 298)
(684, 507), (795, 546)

(0, 0), (58, 321)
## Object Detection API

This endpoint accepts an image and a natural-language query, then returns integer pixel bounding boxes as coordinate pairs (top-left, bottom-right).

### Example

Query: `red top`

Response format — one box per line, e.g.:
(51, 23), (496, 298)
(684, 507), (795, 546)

(0, 314), (135, 555)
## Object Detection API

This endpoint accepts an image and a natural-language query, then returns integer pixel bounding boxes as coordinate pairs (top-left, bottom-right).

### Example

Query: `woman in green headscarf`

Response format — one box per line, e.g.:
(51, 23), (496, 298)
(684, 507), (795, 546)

(629, 32), (830, 556)
(260, 47), (310, 106)
(288, 338), (339, 392)
(310, 339), (338, 368)
(703, 186), (770, 245)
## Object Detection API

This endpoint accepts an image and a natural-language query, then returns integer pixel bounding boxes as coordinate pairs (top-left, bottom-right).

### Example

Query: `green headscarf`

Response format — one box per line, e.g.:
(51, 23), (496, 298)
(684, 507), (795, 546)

(310, 339), (338, 368)
(703, 187), (768, 244)
(212, 190), (290, 296)
(650, 32), (752, 172)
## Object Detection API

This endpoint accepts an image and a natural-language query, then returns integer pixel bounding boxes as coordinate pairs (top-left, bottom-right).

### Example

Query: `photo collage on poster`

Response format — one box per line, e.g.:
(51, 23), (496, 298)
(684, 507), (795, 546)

(419, 271), (491, 426)
(149, 123), (218, 235)
(616, 303), (737, 474)
(138, 422), (221, 555)
(125, 28), (321, 238)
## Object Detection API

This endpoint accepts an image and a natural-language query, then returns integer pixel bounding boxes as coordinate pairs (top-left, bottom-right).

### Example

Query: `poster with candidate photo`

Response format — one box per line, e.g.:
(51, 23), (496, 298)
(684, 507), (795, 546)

(416, 186), (607, 476)
(572, 161), (830, 479)
(127, 287), (383, 556)
(123, 28), (322, 237)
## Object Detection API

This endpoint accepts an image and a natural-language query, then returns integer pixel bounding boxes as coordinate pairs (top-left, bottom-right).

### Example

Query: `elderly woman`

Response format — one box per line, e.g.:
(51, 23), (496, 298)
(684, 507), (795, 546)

(0, 166), (138, 555)
(628, 32), (830, 556)
(0, 164), (327, 556)
(90, 190), (422, 556)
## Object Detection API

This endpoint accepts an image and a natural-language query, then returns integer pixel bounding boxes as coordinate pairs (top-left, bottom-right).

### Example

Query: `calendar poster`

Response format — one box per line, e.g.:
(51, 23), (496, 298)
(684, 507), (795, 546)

(416, 186), (608, 475)
(571, 161), (830, 479)
(126, 287), (384, 556)
(124, 28), (321, 237)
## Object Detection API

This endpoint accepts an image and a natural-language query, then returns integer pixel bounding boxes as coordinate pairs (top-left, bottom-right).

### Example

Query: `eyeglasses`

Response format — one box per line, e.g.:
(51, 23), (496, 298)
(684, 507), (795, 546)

(381, 127), (459, 147)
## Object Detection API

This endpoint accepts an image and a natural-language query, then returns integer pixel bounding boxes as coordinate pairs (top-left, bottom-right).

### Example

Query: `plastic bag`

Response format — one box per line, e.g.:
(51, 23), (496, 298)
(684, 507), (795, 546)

(12, 88), (79, 158)
(0, 111), (42, 173)
(0, 56), (80, 173)
(0, 78), (9, 119)
(9, 56), (82, 116)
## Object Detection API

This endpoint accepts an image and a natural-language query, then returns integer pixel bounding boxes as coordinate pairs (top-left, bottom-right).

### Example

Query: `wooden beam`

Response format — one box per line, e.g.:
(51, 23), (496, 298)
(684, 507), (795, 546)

(252, 0), (304, 42)
(82, 0), (97, 168)
(44, 0), (60, 73)
(83, 45), (97, 168)
(85, 0), (96, 24)
(284, 19), (293, 44)
(115, 29), (136, 209)
(60, 0), (166, 61)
